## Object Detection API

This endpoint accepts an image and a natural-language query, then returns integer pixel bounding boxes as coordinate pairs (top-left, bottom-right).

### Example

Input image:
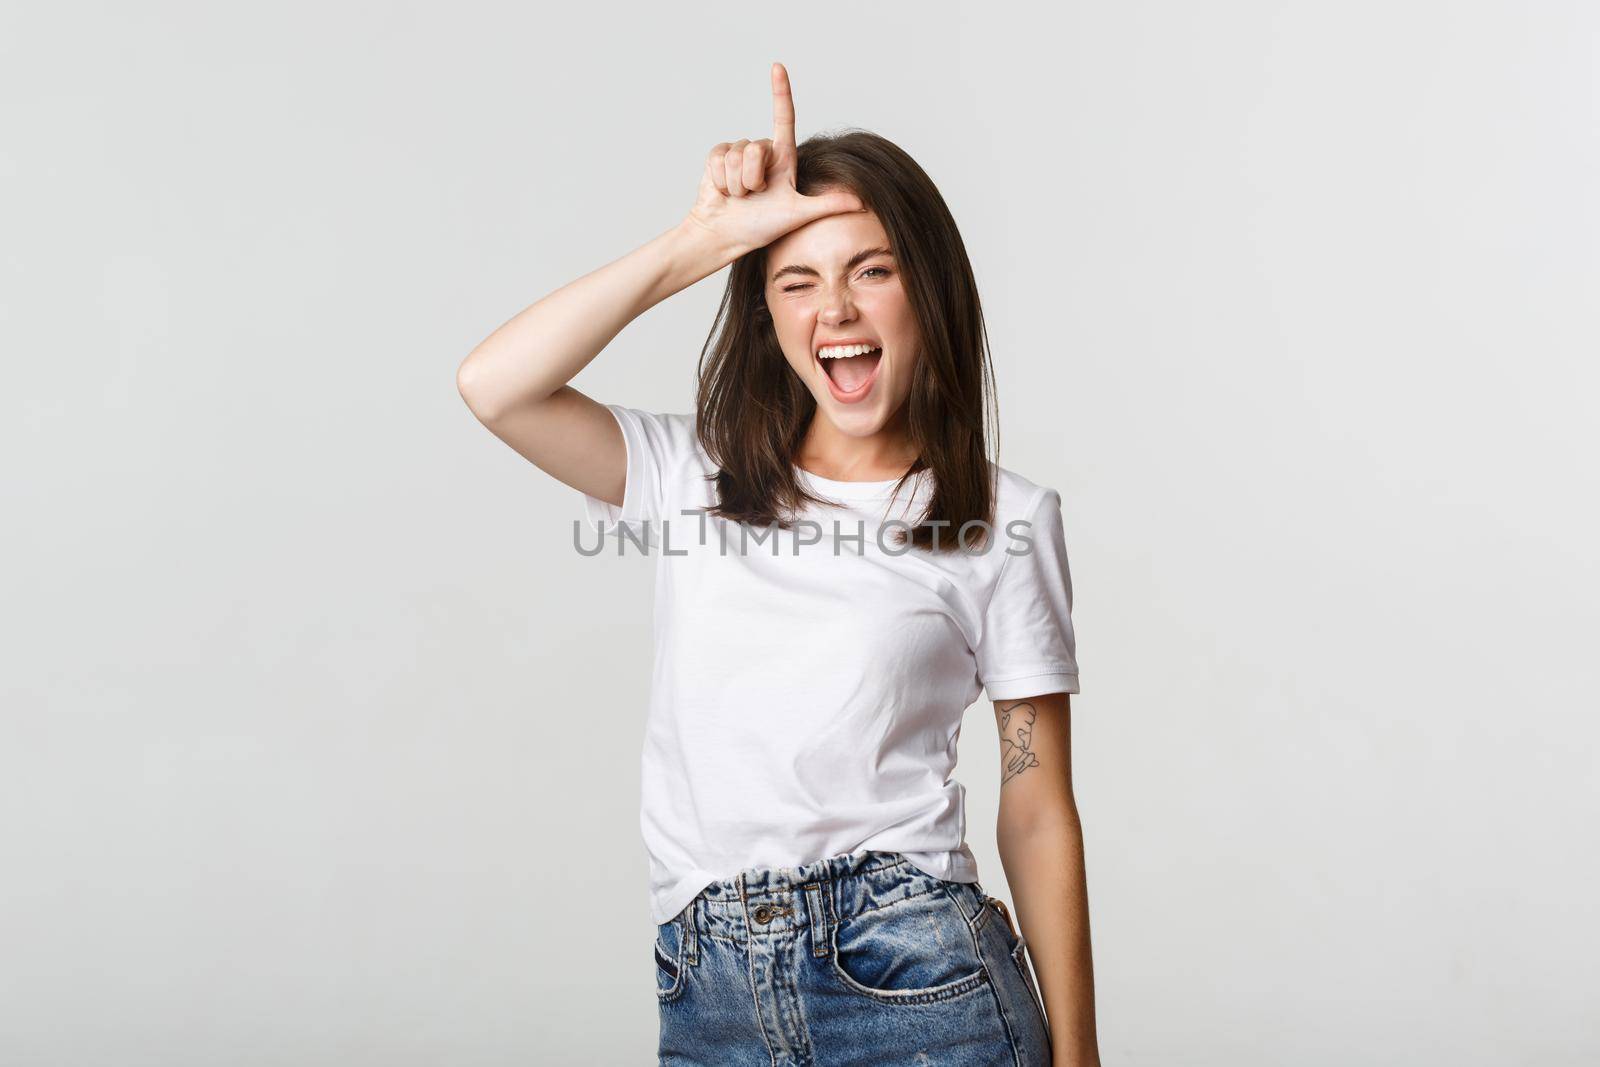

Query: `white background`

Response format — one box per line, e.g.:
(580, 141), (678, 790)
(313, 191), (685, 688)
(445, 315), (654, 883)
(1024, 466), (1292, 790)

(4, 2), (1597, 1063)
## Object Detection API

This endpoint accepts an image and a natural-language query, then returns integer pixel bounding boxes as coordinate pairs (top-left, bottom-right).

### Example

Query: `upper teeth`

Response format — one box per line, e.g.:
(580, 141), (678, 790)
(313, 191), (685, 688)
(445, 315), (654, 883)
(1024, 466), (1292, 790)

(818, 344), (880, 359)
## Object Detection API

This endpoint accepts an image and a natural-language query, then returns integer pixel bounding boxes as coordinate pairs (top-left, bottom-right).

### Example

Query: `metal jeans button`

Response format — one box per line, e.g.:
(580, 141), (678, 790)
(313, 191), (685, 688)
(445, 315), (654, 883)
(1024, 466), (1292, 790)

(752, 904), (773, 923)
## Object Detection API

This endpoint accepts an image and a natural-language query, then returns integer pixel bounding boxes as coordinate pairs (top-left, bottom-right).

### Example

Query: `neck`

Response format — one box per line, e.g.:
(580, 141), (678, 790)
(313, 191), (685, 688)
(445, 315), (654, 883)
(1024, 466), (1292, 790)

(796, 411), (919, 482)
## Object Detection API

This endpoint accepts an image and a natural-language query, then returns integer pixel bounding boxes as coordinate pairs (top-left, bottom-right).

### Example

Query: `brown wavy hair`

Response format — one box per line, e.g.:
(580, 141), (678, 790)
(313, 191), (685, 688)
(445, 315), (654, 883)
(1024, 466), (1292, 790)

(693, 128), (1000, 552)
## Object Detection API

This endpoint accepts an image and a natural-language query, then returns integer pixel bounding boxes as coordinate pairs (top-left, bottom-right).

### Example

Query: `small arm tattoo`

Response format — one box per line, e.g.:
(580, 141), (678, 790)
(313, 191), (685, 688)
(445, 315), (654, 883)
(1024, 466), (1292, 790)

(999, 700), (1040, 785)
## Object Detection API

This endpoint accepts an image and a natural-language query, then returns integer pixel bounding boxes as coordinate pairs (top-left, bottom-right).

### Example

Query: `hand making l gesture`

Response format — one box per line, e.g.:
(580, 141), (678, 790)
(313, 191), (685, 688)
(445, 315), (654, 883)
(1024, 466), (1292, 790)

(683, 62), (866, 259)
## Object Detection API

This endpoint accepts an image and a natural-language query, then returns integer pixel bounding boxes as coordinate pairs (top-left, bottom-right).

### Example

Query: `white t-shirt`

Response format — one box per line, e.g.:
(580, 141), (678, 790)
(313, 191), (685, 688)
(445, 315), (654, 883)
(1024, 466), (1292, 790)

(578, 404), (1081, 924)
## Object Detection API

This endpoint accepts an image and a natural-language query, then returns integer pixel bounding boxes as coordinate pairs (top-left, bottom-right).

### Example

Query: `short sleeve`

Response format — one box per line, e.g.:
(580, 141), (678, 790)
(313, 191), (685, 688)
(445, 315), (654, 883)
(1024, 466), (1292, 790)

(579, 404), (697, 547)
(975, 486), (1081, 700)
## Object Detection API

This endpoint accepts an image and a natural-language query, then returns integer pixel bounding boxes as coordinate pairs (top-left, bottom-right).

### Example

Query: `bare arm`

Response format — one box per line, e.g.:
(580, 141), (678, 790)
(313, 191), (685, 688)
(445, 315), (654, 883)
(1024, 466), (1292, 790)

(455, 62), (863, 508)
(994, 693), (1102, 1067)
(455, 222), (732, 506)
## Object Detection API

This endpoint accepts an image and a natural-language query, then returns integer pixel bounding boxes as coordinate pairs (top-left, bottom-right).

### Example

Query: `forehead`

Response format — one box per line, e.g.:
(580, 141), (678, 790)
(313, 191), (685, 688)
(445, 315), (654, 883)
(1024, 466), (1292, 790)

(765, 209), (890, 266)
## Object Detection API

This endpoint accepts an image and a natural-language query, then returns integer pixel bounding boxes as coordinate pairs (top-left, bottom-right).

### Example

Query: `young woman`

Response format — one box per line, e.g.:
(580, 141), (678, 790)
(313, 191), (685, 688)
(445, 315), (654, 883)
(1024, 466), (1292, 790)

(458, 63), (1100, 1067)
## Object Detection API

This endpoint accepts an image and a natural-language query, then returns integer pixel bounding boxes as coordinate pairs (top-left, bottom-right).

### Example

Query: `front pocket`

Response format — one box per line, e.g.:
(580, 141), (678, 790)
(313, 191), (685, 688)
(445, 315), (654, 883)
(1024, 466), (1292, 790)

(828, 886), (989, 1004)
(654, 917), (687, 1002)
(654, 942), (678, 982)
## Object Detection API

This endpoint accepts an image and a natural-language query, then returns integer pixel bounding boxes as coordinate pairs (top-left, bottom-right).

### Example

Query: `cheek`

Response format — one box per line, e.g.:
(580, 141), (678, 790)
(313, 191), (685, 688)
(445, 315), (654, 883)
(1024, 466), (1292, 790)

(766, 302), (815, 371)
(861, 286), (915, 334)
(862, 291), (919, 356)
(767, 296), (809, 334)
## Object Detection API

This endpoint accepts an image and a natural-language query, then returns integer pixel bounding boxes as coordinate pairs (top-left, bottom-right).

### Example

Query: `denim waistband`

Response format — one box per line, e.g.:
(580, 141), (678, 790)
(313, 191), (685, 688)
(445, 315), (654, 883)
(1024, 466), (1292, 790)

(679, 849), (988, 946)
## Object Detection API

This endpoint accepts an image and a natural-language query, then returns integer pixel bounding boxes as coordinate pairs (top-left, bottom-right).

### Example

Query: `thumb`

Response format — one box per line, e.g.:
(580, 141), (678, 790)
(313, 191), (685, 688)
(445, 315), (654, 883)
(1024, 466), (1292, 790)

(795, 187), (866, 223)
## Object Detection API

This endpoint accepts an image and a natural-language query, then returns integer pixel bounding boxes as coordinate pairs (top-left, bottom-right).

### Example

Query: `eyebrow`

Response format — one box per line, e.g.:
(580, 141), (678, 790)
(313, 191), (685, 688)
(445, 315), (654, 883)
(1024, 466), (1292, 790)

(770, 246), (895, 283)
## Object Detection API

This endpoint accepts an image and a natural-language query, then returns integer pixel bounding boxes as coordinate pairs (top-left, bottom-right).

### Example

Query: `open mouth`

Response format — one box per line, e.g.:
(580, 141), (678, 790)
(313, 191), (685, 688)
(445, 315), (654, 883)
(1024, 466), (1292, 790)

(815, 341), (884, 399)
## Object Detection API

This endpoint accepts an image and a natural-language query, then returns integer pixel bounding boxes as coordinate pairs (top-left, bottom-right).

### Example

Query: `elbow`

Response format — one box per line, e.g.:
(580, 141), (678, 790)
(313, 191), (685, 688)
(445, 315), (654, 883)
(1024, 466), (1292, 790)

(457, 350), (562, 425)
(456, 353), (503, 423)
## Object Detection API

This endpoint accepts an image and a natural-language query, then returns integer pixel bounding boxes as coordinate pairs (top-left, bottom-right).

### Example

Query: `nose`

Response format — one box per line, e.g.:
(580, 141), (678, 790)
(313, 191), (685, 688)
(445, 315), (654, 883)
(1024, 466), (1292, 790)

(817, 286), (855, 327)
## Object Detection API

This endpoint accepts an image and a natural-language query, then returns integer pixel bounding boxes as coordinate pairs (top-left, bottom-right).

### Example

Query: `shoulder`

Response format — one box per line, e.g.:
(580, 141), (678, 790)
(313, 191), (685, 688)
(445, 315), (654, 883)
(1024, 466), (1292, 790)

(987, 461), (1061, 528)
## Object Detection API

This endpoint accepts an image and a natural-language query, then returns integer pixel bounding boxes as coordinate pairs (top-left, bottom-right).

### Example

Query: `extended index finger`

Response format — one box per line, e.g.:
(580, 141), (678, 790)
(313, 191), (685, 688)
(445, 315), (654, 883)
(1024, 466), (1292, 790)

(771, 62), (796, 150)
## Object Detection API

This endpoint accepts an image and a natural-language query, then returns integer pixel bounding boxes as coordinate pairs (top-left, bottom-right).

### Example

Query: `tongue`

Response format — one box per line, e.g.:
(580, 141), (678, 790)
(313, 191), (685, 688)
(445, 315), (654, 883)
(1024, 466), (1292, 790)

(828, 350), (881, 392)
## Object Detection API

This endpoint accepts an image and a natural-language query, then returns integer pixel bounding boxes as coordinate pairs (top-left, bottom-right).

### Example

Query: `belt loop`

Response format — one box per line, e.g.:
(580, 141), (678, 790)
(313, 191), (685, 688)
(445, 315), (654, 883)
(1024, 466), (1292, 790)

(675, 902), (694, 966)
(682, 898), (699, 966)
(803, 881), (831, 958)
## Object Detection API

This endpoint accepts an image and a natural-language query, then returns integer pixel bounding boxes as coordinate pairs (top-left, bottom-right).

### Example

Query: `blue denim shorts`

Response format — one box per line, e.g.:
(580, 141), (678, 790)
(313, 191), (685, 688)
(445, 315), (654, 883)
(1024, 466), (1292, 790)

(652, 849), (1052, 1065)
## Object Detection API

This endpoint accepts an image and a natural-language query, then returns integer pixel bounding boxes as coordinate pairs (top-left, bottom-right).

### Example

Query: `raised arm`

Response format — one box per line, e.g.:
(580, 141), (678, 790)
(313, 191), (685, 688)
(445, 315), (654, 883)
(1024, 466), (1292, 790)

(455, 62), (863, 507)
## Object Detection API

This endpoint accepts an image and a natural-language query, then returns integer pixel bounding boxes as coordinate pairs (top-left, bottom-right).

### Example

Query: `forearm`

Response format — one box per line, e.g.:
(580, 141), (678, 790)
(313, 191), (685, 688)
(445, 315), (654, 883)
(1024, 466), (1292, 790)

(998, 810), (1101, 1066)
(457, 218), (734, 421)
